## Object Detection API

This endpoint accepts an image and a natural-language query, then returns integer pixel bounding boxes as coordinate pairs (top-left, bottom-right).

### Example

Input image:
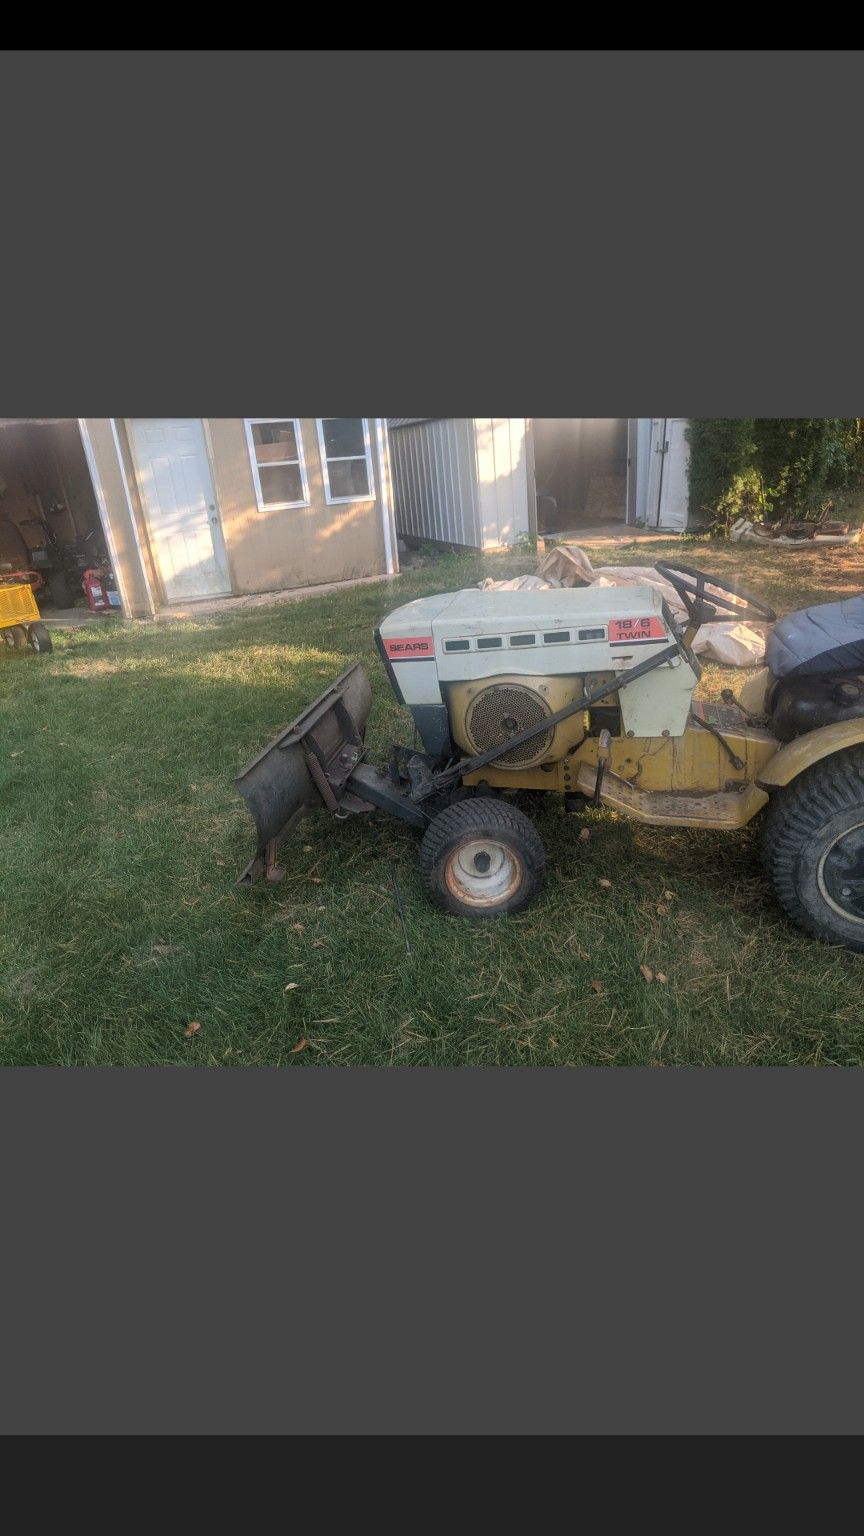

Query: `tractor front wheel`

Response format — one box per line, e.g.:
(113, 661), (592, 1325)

(420, 798), (545, 918)
(2, 626), (27, 651)
(762, 746), (864, 952)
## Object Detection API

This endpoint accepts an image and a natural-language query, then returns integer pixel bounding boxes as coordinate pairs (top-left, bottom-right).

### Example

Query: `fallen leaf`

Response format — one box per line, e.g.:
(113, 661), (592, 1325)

(308, 876), (323, 884)
(598, 878), (612, 889)
(11, 751), (23, 759)
(656, 903), (669, 916)
(656, 972), (668, 984)
(284, 982), (299, 992)
(290, 1037), (307, 1054)
(663, 890), (675, 902)
(302, 845), (313, 852)
(578, 827), (591, 842)
(312, 938), (327, 948)
(639, 964), (654, 983)
(183, 1021), (201, 1038)
(290, 922), (305, 933)
(590, 979), (605, 994)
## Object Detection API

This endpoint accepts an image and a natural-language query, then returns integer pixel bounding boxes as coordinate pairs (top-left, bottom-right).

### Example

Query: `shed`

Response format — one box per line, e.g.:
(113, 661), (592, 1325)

(0, 419), (398, 618)
(388, 418), (691, 550)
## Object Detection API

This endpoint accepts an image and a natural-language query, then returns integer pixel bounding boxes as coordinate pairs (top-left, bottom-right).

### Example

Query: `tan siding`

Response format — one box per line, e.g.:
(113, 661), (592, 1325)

(205, 417), (387, 595)
(82, 418), (389, 616)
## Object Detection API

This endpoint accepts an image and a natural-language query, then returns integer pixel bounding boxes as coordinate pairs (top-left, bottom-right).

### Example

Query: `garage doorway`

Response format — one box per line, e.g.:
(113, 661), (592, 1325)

(0, 419), (107, 609)
(532, 418), (629, 535)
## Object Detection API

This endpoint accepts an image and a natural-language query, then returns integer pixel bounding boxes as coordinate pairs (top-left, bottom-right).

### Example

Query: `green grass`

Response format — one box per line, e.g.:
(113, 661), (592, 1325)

(3, 536), (864, 1066)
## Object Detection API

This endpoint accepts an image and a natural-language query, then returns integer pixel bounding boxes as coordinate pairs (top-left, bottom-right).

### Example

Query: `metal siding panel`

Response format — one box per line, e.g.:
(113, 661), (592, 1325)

(508, 417), (529, 542)
(423, 428), (440, 541)
(446, 420), (463, 544)
(470, 418), (529, 549)
(474, 418), (495, 549)
(457, 417), (477, 546)
(495, 418), (512, 544)
(465, 416), (482, 546)
(439, 421), (455, 543)
(429, 421), (448, 543)
(390, 416), (482, 548)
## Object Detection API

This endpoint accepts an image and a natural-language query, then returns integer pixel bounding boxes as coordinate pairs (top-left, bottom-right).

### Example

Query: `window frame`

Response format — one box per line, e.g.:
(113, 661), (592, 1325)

(244, 418), (310, 512)
(315, 417), (376, 506)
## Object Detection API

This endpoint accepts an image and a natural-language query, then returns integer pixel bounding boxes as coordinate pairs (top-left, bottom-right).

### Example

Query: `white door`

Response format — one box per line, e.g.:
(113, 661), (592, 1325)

(129, 419), (230, 600)
(645, 417), (690, 531)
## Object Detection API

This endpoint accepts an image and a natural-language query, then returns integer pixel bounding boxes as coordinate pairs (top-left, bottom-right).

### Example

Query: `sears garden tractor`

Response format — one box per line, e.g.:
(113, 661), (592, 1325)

(235, 561), (864, 951)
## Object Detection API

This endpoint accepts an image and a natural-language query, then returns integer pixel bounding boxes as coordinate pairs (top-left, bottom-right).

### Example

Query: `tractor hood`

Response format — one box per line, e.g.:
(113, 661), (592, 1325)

(378, 590), (461, 643)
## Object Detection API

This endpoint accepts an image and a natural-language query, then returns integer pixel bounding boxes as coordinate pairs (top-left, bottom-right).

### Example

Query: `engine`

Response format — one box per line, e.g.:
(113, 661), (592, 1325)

(375, 584), (695, 763)
(447, 674), (588, 769)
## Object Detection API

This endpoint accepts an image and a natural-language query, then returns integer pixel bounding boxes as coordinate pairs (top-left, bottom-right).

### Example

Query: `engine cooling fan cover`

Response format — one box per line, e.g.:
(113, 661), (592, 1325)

(465, 682), (554, 768)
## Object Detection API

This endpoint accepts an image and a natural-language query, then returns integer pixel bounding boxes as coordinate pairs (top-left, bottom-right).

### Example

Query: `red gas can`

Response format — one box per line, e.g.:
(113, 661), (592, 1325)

(83, 567), (121, 614)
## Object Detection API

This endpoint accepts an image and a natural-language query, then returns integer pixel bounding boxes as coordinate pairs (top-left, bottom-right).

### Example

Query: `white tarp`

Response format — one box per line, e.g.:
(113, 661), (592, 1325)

(478, 543), (768, 667)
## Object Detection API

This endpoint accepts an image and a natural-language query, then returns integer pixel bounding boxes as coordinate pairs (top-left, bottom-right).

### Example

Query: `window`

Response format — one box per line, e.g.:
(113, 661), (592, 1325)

(316, 418), (375, 504)
(245, 419), (309, 510)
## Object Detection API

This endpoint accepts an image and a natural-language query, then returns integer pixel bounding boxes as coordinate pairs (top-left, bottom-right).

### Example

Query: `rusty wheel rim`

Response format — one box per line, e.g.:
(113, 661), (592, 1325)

(444, 837), (522, 908)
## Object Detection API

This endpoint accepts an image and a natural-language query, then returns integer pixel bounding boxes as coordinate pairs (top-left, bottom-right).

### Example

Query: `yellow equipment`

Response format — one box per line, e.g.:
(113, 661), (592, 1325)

(0, 580), (53, 654)
(236, 559), (864, 952)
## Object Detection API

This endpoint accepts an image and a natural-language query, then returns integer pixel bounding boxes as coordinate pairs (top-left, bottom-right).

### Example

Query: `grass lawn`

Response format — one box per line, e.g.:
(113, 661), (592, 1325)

(3, 535), (864, 1067)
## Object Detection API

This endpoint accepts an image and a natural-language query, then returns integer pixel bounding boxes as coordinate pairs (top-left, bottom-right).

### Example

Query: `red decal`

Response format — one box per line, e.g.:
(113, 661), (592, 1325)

(384, 635), (434, 660)
(608, 616), (666, 643)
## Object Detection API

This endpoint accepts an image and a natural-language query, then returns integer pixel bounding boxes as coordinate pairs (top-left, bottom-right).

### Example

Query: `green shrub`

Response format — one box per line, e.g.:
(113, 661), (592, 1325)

(687, 418), (863, 533)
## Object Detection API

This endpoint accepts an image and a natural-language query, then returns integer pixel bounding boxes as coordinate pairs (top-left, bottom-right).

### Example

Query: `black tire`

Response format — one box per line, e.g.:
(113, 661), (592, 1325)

(1, 625), (27, 651)
(762, 746), (864, 952)
(420, 798), (545, 918)
(47, 573), (73, 609)
(27, 622), (53, 654)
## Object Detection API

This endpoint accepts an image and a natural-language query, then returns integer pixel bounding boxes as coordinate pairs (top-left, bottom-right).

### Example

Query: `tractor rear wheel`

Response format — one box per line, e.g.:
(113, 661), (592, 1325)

(762, 746), (864, 951)
(420, 798), (545, 918)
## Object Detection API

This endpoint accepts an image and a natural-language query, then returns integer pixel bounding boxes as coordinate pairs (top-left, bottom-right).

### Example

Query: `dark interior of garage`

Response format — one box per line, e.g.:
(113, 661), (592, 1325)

(533, 418), (628, 534)
(0, 420), (107, 609)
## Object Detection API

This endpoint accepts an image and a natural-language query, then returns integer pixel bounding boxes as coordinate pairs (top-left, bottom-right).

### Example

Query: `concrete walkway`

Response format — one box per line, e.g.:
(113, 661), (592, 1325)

(41, 607), (107, 629)
(544, 523), (693, 546)
(37, 571), (403, 629)
(155, 571), (402, 622)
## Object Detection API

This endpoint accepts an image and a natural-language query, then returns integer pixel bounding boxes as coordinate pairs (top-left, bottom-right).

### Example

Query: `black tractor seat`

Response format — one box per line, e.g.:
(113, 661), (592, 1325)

(766, 594), (864, 678)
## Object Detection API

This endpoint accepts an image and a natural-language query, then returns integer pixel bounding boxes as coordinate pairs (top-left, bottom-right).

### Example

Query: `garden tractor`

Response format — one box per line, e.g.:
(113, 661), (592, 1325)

(235, 561), (864, 951)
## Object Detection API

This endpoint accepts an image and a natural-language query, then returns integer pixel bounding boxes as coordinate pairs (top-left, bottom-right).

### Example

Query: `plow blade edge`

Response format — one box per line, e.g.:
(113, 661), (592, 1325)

(234, 662), (373, 885)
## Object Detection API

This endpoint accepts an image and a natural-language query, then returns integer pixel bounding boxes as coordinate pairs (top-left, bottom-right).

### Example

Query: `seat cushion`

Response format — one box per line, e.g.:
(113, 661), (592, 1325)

(767, 594), (864, 677)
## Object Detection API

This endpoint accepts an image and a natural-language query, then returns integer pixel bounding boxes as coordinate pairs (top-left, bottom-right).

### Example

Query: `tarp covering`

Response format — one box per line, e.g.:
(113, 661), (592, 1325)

(767, 595), (864, 677)
(478, 543), (769, 668)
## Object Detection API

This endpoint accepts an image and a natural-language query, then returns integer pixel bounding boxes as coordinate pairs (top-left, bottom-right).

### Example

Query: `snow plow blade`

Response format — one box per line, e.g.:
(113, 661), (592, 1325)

(234, 662), (373, 885)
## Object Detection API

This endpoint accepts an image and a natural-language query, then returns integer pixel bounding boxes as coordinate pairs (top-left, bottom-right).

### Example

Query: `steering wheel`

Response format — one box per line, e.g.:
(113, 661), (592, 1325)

(654, 562), (776, 626)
